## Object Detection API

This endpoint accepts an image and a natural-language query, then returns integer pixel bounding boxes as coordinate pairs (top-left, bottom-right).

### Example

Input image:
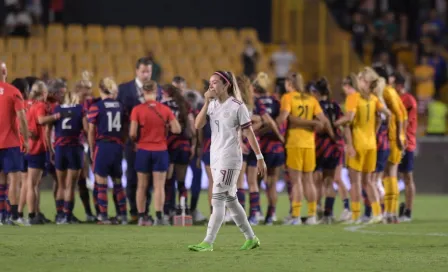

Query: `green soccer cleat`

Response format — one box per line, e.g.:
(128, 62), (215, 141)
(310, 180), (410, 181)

(240, 236), (260, 250)
(188, 241), (213, 252)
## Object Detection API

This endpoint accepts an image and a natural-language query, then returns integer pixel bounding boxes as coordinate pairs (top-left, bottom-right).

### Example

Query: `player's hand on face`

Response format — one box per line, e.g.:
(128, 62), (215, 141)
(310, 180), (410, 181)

(204, 88), (216, 101)
(257, 159), (267, 178)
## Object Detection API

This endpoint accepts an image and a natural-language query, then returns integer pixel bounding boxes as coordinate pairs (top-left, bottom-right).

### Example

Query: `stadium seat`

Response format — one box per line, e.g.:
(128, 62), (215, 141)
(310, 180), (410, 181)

(197, 66), (212, 81)
(212, 56), (232, 71)
(204, 43), (224, 57)
(46, 40), (64, 53)
(165, 43), (184, 57)
(220, 28), (238, 45)
(156, 55), (174, 70)
(34, 53), (54, 76)
(106, 41), (125, 55)
(105, 25), (123, 44)
(124, 26), (142, 44)
(181, 27), (199, 44)
(126, 43), (145, 59)
(146, 42), (164, 58)
(161, 65), (175, 83)
(200, 28), (219, 44)
(7, 38), (25, 53)
(113, 55), (134, 72)
(86, 41), (105, 54)
(0, 53), (14, 71)
(74, 53), (94, 75)
(116, 69), (134, 84)
(67, 40), (86, 54)
(26, 37), (45, 54)
(193, 56), (213, 71)
(239, 28), (259, 42)
(55, 60), (73, 80)
(223, 42), (244, 58)
(96, 64), (116, 79)
(162, 27), (180, 44)
(186, 43), (203, 57)
(143, 27), (162, 45)
(86, 25), (104, 43)
(0, 39), (4, 53)
(66, 24), (85, 43)
(15, 53), (34, 77)
(46, 24), (65, 42)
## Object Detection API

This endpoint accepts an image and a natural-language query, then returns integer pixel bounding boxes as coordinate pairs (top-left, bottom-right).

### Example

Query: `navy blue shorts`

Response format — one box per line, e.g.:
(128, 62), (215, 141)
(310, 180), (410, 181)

(264, 152), (285, 168)
(19, 152), (28, 172)
(316, 155), (342, 172)
(375, 149), (390, 173)
(135, 149), (169, 173)
(45, 151), (55, 174)
(26, 152), (47, 170)
(246, 151), (257, 167)
(55, 145), (84, 171)
(0, 147), (23, 173)
(399, 150), (414, 173)
(168, 148), (190, 165)
(93, 142), (123, 178)
(202, 152), (210, 166)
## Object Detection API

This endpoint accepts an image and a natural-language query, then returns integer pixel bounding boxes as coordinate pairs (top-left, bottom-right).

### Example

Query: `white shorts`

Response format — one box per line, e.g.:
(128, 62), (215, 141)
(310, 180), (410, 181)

(211, 168), (241, 197)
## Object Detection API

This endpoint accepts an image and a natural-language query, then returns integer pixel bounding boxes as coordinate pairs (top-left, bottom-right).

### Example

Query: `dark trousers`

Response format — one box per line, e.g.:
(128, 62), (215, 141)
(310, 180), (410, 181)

(275, 77), (286, 96)
(125, 143), (152, 216)
(189, 156), (202, 211)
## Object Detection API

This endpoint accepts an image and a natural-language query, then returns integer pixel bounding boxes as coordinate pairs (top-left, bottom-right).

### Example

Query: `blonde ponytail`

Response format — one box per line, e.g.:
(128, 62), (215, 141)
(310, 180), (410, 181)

(63, 88), (81, 105)
(99, 77), (118, 96)
(236, 75), (254, 111)
(253, 72), (270, 92)
(75, 70), (93, 90)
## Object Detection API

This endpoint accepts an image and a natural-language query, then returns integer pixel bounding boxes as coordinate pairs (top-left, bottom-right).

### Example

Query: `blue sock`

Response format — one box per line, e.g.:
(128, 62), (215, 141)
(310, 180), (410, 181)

(324, 197), (335, 216)
(343, 198), (350, 210)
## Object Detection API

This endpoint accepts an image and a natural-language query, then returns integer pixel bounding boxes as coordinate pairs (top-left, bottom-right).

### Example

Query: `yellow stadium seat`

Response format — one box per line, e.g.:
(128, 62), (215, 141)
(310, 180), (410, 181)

(197, 66), (212, 81)
(204, 44), (223, 57)
(181, 27), (199, 43)
(165, 43), (184, 57)
(86, 41), (104, 54)
(7, 38), (25, 53)
(26, 37), (45, 54)
(47, 24), (65, 42)
(143, 27), (162, 45)
(174, 56), (192, 67)
(34, 53), (53, 76)
(74, 53), (94, 75)
(116, 69), (134, 84)
(230, 56), (243, 74)
(46, 40), (64, 53)
(223, 42), (244, 58)
(55, 61), (73, 80)
(86, 25), (104, 43)
(94, 54), (113, 72)
(193, 56), (213, 70)
(162, 27), (180, 44)
(146, 42), (164, 58)
(126, 43), (145, 58)
(192, 78), (206, 92)
(220, 28), (238, 44)
(212, 56), (232, 71)
(162, 65), (175, 83)
(0, 53), (14, 72)
(15, 53), (34, 77)
(66, 24), (85, 43)
(67, 40), (85, 54)
(107, 41), (124, 55)
(156, 55), (173, 69)
(200, 28), (219, 44)
(176, 65), (195, 83)
(186, 43), (203, 57)
(113, 55), (134, 72)
(124, 26), (142, 44)
(0, 39), (4, 53)
(96, 64), (115, 79)
(239, 28), (258, 42)
(105, 25), (123, 44)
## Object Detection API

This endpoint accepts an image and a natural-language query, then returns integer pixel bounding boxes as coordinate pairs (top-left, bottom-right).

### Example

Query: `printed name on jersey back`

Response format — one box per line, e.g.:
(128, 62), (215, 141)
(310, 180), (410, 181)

(60, 104), (78, 108)
(104, 102), (120, 108)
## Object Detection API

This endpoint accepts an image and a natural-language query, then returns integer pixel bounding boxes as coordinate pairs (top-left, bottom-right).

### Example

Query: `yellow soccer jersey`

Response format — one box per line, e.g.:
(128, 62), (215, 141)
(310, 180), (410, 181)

(280, 91), (323, 148)
(345, 92), (384, 150)
(383, 85), (405, 141)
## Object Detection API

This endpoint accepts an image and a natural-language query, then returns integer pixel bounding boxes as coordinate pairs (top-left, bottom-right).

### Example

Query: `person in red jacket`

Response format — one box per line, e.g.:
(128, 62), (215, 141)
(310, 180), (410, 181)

(397, 73), (418, 222)
(130, 80), (181, 226)
(0, 63), (29, 226)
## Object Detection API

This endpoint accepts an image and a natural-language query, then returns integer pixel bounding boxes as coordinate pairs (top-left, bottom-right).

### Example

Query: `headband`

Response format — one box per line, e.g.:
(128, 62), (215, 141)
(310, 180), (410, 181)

(214, 71), (231, 85)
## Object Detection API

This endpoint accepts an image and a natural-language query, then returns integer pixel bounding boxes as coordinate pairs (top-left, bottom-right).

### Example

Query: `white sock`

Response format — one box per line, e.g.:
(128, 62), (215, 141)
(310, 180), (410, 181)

(226, 195), (255, 240)
(204, 193), (226, 244)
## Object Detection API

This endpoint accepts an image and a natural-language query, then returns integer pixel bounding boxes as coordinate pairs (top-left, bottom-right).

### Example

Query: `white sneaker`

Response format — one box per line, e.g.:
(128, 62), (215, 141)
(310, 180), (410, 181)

(256, 211), (264, 222)
(15, 217), (31, 226)
(271, 213), (277, 222)
(319, 216), (335, 225)
(224, 211), (232, 223)
(366, 215), (383, 224)
(192, 210), (207, 222)
(339, 209), (352, 222)
(283, 217), (302, 225)
(360, 215), (371, 223)
(305, 216), (318, 225)
(399, 216), (412, 223)
(86, 215), (97, 223)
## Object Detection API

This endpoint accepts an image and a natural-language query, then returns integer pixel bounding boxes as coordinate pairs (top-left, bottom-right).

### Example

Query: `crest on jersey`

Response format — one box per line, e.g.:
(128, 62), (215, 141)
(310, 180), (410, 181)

(224, 111), (230, 118)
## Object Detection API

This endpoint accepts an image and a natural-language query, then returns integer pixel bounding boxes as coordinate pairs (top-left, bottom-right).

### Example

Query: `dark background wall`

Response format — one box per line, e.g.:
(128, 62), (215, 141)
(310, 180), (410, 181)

(63, 0), (272, 42)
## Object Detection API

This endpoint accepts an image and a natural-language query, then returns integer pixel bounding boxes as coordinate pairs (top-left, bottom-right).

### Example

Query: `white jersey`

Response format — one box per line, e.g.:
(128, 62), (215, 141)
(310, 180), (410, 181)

(207, 96), (251, 170)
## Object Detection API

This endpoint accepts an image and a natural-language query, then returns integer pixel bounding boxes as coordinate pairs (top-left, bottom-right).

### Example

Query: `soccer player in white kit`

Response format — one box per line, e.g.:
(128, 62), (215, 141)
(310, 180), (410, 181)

(188, 71), (266, 252)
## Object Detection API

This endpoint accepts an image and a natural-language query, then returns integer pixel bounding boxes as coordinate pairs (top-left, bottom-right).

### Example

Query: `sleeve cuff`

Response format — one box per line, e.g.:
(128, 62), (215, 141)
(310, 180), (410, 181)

(241, 121), (252, 130)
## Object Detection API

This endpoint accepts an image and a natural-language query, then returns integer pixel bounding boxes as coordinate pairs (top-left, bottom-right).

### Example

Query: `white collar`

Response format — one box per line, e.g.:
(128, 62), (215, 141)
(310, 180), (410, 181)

(135, 78), (143, 89)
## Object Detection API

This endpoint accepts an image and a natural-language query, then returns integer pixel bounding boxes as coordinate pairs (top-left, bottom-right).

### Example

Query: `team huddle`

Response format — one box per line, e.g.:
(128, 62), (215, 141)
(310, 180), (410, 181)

(0, 57), (417, 251)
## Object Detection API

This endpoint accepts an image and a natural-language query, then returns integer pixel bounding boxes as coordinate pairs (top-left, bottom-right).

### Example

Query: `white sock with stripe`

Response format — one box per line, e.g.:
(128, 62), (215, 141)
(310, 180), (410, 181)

(226, 195), (255, 240)
(204, 193), (226, 244)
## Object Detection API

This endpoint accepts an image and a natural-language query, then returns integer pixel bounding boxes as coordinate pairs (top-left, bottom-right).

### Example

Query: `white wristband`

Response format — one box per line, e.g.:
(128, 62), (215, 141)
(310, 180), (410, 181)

(256, 154), (264, 160)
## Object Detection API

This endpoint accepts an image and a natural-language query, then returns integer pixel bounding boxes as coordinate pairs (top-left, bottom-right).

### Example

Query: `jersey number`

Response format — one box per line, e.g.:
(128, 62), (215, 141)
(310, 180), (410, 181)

(107, 112), (122, 132)
(214, 120), (219, 132)
(298, 105), (309, 118)
(62, 118), (71, 130)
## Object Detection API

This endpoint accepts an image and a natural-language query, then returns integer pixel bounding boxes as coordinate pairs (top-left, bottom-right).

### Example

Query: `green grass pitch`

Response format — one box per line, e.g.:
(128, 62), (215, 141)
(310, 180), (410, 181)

(0, 192), (447, 272)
